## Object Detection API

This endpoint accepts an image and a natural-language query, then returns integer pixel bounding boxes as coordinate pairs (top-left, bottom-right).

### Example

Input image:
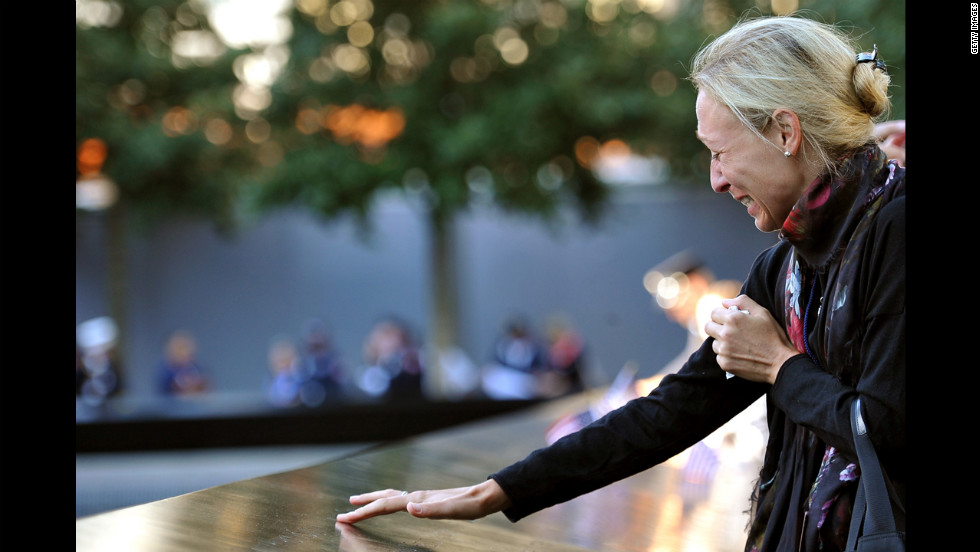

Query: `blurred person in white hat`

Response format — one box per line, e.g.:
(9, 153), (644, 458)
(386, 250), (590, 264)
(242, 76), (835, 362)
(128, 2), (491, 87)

(76, 316), (122, 405)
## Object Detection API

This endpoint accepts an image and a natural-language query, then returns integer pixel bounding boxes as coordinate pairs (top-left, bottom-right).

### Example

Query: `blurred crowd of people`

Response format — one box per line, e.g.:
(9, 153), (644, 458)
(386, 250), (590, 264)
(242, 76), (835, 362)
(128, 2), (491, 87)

(76, 311), (596, 409)
(480, 314), (589, 400)
(263, 319), (348, 408)
(77, 248), (780, 422)
(79, 252), (744, 410)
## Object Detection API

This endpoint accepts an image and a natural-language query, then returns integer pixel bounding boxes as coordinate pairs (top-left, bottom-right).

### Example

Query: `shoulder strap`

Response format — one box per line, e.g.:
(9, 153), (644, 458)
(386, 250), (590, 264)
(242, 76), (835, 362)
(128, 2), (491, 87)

(845, 398), (899, 550)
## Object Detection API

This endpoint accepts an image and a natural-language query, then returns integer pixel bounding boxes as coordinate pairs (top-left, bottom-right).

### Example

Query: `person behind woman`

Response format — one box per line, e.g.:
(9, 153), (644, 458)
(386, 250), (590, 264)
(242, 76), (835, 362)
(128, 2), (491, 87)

(337, 14), (905, 552)
(874, 119), (905, 166)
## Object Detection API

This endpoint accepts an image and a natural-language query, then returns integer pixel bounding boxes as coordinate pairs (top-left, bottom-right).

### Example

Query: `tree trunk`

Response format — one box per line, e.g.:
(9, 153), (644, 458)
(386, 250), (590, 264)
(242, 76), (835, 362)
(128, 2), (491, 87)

(106, 204), (129, 390)
(424, 211), (460, 400)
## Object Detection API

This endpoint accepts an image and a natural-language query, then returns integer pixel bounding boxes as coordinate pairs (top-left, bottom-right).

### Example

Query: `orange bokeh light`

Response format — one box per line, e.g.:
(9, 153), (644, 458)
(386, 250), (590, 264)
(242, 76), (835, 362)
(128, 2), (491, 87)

(77, 138), (108, 176)
(321, 104), (405, 149)
(574, 136), (600, 169)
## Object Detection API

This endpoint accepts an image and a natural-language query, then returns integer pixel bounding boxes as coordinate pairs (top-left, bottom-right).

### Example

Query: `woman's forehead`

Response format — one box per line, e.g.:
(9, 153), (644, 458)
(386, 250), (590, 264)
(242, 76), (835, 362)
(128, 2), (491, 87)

(695, 92), (736, 143)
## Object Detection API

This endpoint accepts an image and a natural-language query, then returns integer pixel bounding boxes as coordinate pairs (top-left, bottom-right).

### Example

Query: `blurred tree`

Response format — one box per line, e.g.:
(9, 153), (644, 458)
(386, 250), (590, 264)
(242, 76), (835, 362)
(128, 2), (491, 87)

(76, 0), (254, 376)
(76, 0), (904, 397)
(76, 0), (257, 229)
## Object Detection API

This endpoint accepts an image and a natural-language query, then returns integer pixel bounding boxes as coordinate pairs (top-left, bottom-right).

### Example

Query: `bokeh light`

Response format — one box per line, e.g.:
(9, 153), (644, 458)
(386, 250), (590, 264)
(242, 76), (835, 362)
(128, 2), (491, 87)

(295, 0), (328, 17)
(466, 165), (495, 203)
(493, 27), (530, 65)
(650, 69), (677, 96)
(233, 84), (273, 119)
(332, 43), (371, 76)
(347, 20), (375, 47)
(208, 0), (293, 49)
(77, 138), (119, 211)
(536, 161), (565, 192)
(586, 0), (620, 24)
(204, 117), (234, 145)
(77, 138), (108, 176)
(322, 104), (406, 150)
(638, 0), (682, 20)
(162, 107), (199, 137)
(574, 136), (601, 169)
(233, 46), (289, 88)
(75, 0), (123, 28)
(245, 117), (271, 143)
(110, 79), (147, 109)
(643, 269), (694, 311)
(171, 29), (226, 66)
(295, 108), (322, 135)
(771, 0), (800, 16)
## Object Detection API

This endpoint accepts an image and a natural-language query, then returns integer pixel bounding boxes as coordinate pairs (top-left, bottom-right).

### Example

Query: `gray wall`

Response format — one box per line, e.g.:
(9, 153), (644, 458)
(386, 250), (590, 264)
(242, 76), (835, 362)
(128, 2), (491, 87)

(76, 186), (778, 400)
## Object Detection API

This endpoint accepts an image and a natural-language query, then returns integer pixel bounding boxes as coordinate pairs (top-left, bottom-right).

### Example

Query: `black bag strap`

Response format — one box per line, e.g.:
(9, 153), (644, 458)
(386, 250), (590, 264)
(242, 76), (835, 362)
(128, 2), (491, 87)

(845, 397), (899, 550)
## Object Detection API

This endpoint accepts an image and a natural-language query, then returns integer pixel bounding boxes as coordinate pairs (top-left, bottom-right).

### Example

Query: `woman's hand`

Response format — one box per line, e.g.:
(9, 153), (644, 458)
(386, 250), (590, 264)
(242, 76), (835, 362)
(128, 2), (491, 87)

(704, 295), (799, 384)
(336, 479), (512, 524)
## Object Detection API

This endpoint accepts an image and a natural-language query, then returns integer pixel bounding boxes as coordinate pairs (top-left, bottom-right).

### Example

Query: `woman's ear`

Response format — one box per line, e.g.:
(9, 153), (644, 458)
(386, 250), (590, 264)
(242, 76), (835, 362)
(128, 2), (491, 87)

(771, 108), (802, 155)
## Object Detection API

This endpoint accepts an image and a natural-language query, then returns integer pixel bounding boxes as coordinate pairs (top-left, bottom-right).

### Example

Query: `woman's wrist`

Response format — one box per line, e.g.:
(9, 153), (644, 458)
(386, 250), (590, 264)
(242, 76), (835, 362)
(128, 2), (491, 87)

(480, 478), (512, 513)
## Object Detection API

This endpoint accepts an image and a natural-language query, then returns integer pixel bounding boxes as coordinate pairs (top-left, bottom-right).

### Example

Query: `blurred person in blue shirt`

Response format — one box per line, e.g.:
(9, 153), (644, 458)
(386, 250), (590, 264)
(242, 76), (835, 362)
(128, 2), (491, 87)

(264, 336), (304, 408)
(156, 329), (210, 396)
(480, 315), (550, 400)
(298, 318), (347, 403)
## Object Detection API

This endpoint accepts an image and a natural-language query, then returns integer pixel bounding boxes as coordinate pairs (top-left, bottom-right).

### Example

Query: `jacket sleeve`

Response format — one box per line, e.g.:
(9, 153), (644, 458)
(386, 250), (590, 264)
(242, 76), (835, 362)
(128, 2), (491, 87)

(491, 338), (768, 522)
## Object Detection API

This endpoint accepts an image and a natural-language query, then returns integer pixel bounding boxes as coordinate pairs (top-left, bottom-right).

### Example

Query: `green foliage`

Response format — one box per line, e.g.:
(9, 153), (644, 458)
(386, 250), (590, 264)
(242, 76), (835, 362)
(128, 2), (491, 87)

(76, 0), (252, 231)
(77, 0), (905, 231)
(257, 0), (905, 228)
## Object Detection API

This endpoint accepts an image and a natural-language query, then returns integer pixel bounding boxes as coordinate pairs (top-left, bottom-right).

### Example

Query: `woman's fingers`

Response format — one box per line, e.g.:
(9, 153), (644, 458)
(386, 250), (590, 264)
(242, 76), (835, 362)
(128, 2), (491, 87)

(348, 489), (406, 506)
(338, 490), (414, 524)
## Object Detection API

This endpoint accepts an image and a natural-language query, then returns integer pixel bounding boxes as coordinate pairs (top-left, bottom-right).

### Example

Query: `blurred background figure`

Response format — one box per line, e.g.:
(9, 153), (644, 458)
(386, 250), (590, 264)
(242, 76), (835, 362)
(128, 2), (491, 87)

(635, 250), (735, 392)
(480, 315), (550, 400)
(298, 318), (347, 404)
(76, 316), (122, 406)
(356, 316), (425, 402)
(540, 315), (589, 398)
(156, 329), (210, 397)
(264, 336), (304, 408)
(546, 251), (760, 442)
(543, 250), (768, 532)
(875, 119), (906, 166)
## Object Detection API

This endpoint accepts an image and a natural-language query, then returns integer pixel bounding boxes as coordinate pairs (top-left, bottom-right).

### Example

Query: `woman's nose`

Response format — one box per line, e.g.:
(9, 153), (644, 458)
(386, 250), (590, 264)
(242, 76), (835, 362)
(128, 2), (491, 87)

(710, 165), (729, 194)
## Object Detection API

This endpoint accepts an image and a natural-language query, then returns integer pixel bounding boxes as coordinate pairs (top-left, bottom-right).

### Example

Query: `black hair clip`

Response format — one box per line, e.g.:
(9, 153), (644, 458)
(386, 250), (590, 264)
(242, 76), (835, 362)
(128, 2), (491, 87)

(856, 44), (887, 73)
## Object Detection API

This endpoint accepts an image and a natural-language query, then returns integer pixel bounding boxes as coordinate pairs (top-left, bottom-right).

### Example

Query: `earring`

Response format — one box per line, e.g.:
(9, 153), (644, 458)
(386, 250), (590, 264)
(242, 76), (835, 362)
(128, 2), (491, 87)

(784, 151), (792, 158)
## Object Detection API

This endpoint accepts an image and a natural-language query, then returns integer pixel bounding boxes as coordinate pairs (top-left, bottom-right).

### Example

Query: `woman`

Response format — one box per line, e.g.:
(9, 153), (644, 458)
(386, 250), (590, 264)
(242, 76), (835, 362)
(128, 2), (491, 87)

(337, 14), (905, 552)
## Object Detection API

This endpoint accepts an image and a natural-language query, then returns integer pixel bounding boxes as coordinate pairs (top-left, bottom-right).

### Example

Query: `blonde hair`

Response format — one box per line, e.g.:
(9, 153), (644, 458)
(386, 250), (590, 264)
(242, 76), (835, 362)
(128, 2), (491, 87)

(689, 14), (891, 175)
